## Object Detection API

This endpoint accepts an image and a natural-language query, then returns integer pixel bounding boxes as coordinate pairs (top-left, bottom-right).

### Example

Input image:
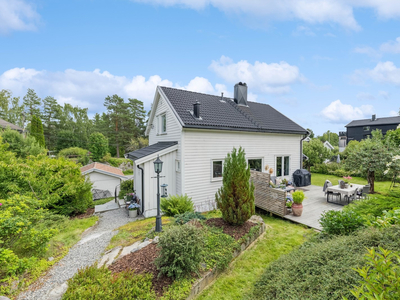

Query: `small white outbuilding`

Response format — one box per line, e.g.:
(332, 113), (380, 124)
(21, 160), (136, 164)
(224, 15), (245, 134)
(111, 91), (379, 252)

(81, 162), (128, 195)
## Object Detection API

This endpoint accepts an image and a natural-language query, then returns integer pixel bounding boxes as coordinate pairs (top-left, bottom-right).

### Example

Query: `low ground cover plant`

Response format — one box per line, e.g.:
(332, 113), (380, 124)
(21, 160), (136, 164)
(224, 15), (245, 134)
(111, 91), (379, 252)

(174, 211), (206, 225)
(251, 225), (400, 300)
(319, 210), (365, 236)
(160, 194), (194, 217)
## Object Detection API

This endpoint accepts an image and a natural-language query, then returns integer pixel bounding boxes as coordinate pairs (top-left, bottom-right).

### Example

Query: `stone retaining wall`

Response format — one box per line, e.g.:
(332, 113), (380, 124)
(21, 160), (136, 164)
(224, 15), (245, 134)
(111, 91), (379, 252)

(186, 221), (267, 300)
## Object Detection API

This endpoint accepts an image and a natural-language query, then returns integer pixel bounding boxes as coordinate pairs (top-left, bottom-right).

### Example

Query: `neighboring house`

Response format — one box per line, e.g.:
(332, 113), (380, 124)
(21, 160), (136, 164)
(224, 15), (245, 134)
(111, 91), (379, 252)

(346, 114), (400, 142)
(126, 83), (308, 218)
(339, 131), (347, 152)
(323, 141), (334, 151)
(0, 118), (24, 133)
(81, 162), (128, 194)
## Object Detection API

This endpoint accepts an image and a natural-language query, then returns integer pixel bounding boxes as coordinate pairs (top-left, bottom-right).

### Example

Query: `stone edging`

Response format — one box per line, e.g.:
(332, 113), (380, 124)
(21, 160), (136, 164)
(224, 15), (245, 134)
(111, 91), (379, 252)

(186, 221), (267, 300)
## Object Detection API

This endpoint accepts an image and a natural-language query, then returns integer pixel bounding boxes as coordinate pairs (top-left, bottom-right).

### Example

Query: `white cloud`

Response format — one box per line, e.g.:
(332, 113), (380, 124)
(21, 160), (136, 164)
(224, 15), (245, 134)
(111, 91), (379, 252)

(352, 61), (400, 86)
(379, 91), (390, 99)
(356, 92), (375, 100)
(0, 67), (229, 112)
(209, 56), (304, 94)
(133, 0), (400, 30)
(389, 110), (399, 116)
(0, 0), (40, 34)
(353, 46), (381, 59)
(380, 37), (400, 53)
(321, 99), (374, 123)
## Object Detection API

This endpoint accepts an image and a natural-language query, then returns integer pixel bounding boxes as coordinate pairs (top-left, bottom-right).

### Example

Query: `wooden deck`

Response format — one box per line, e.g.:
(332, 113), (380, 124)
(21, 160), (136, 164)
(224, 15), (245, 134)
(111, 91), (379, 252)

(284, 185), (343, 230)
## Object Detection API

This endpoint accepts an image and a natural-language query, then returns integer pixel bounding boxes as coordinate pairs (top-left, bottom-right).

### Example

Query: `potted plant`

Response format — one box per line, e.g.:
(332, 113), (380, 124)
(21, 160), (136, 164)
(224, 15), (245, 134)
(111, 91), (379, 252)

(292, 191), (305, 217)
(128, 203), (140, 218)
(286, 200), (293, 214)
(342, 176), (352, 188)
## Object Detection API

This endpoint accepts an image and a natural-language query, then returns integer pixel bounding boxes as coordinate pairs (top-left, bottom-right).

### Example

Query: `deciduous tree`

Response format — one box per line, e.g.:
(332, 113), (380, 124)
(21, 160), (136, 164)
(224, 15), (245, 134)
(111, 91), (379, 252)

(89, 132), (109, 161)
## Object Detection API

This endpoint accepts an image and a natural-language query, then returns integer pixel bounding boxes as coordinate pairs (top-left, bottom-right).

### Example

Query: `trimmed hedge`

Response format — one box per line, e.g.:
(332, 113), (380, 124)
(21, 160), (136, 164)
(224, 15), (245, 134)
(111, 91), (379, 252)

(251, 226), (400, 300)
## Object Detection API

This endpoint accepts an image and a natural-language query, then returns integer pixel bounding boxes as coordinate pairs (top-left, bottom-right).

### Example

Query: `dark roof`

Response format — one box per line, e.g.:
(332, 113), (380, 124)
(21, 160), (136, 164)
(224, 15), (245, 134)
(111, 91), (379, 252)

(160, 87), (307, 135)
(126, 141), (178, 161)
(346, 116), (400, 127)
(0, 118), (24, 132)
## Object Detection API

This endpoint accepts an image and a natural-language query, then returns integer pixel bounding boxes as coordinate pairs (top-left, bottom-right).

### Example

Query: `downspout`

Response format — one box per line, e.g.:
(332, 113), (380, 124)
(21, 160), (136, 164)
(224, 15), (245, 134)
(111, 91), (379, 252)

(300, 131), (310, 169)
(137, 164), (144, 214)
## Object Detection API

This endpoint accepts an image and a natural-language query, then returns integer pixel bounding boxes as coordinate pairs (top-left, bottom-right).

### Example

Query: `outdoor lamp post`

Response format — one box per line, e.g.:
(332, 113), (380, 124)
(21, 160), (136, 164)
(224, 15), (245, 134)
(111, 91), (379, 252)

(153, 155), (163, 232)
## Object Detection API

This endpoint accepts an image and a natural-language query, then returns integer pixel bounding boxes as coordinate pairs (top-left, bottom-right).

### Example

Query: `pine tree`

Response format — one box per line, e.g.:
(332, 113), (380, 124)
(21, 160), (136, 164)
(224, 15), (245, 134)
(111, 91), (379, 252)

(23, 88), (42, 119)
(42, 96), (60, 150)
(215, 147), (255, 225)
(30, 115), (45, 148)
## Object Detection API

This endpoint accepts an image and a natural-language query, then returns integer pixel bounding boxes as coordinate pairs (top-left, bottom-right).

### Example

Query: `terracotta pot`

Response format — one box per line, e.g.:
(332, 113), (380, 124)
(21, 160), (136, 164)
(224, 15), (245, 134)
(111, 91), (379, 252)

(292, 203), (303, 216)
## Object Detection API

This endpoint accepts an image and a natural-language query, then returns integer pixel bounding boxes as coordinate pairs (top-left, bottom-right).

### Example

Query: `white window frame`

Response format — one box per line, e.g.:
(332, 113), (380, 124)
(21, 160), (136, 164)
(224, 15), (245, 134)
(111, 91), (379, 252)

(157, 112), (167, 135)
(247, 157), (263, 172)
(275, 155), (290, 177)
(175, 160), (181, 172)
(211, 159), (224, 181)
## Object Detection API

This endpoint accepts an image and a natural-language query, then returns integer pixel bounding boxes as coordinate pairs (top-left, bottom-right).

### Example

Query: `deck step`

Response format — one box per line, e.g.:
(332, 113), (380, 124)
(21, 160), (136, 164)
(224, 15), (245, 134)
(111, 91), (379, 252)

(118, 199), (126, 207)
(95, 201), (120, 213)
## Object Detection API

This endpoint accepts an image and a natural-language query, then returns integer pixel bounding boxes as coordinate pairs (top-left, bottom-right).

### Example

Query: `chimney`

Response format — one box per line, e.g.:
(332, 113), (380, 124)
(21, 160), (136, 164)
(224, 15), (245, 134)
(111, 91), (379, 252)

(193, 101), (201, 118)
(372, 114), (376, 121)
(234, 82), (248, 106)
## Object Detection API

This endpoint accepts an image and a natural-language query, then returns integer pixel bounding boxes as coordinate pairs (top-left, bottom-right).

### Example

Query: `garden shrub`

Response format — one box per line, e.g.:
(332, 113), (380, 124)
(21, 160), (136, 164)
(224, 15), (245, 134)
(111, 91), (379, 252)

(101, 153), (131, 167)
(367, 208), (400, 228)
(319, 210), (365, 236)
(62, 266), (155, 300)
(215, 147), (255, 225)
(174, 211), (206, 225)
(58, 147), (90, 165)
(203, 226), (236, 271)
(159, 278), (193, 300)
(1, 128), (46, 158)
(346, 247), (400, 300)
(160, 194), (194, 217)
(251, 226), (400, 300)
(344, 190), (400, 218)
(156, 224), (204, 279)
(118, 179), (134, 199)
(88, 132), (108, 161)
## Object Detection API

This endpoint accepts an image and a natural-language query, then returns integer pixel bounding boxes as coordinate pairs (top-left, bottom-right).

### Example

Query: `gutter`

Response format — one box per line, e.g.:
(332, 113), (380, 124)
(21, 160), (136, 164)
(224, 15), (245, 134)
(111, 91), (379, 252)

(183, 124), (308, 135)
(137, 164), (144, 214)
(300, 131), (310, 169)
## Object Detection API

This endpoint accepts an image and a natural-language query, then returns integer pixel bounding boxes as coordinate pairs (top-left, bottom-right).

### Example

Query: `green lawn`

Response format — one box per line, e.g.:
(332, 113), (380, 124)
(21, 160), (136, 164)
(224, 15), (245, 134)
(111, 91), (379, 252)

(91, 197), (115, 207)
(311, 173), (392, 193)
(195, 215), (311, 300)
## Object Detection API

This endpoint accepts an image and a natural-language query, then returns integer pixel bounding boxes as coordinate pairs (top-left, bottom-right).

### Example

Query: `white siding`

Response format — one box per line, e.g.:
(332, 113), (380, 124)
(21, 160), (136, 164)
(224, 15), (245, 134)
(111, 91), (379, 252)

(86, 172), (122, 194)
(148, 93), (183, 195)
(182, 129), (302, 208)
(135, 150), (177, 217)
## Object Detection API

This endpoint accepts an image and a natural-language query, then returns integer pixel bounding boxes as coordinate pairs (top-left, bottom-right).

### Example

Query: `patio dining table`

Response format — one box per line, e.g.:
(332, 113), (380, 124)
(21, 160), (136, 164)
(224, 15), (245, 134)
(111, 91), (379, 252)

(326, 184), (364, 205)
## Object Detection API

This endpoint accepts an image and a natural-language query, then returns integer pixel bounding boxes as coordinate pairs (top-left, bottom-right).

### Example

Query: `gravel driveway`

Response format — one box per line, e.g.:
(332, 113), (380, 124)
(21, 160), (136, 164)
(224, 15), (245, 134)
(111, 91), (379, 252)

(17, 208), (131, 300)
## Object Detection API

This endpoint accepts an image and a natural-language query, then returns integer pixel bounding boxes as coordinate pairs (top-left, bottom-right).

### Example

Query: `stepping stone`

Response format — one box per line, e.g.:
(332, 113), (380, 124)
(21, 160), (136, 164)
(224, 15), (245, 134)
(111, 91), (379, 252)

(119, 241), (141, 259)
(98, 247), (122, 268)
(130, 240), (151, 254)
(95, 202), (120, 213)
(47, 282), (68, 300)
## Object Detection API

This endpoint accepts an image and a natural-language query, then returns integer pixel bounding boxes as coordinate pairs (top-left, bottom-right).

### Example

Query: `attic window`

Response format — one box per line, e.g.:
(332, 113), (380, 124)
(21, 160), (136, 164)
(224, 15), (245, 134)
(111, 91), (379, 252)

(160, 114), (166, 133)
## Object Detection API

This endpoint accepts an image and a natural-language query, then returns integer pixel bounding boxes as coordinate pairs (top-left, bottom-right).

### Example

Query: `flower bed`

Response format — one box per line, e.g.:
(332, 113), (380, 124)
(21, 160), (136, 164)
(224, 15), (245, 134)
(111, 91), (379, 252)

(64, 215), (266, 299)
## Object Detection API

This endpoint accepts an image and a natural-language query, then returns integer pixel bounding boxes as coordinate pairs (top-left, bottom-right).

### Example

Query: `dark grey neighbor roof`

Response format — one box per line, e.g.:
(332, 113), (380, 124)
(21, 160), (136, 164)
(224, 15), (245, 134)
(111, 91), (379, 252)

(0, 118), (24, 132)
(126, 141), (178, 161)
(160, 87), (307, 134)
(346, 116), (400, 127)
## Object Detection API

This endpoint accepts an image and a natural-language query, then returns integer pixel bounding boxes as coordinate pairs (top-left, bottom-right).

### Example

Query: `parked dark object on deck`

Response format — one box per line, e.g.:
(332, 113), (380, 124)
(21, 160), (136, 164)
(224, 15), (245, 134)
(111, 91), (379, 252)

(293, 169), (311, 187)
(92, 189), (112, 200)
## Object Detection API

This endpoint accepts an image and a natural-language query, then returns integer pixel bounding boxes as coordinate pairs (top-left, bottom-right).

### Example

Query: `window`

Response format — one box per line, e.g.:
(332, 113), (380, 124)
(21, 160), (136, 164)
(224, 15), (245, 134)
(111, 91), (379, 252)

(212, 161), (223, 179)
(276, 156), (290, 177)
(248, 159), (262, 172)
(363, 126), (370, 131)
(159, 114), (166, 133)
(176, 160), (181, 172)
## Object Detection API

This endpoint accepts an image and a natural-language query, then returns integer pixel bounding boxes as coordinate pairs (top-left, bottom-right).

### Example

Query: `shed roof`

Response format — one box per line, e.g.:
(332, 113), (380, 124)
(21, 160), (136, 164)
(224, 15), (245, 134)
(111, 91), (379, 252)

(160, 87), (307, 135)
(0, 118), (24, 132)
(81, 162), (126, 177)
(346, 116), (400, 127)
(125, 141), (178, 161)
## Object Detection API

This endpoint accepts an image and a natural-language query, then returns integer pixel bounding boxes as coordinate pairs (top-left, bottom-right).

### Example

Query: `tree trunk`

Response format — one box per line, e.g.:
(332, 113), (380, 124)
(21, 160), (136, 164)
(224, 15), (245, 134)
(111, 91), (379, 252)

(367, 170), (375, 193)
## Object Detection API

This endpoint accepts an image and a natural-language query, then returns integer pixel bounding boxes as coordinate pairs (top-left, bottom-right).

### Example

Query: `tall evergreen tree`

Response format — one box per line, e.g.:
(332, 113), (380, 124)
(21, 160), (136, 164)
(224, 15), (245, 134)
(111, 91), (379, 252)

(128, 98), (147, 138)
(89, 132), (109, 161)
(215, 147), (255, 225)
(42, 96), (61, 150)
(23, 89), (42, 120)
(30, 115), (46, 148)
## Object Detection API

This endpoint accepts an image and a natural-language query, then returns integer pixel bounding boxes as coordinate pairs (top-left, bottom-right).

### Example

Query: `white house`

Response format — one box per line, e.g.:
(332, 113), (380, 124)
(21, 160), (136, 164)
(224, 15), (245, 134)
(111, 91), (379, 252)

(126, 83), (308, 217)
(81, 162), (128, 195)
(323, 141), (335, 151)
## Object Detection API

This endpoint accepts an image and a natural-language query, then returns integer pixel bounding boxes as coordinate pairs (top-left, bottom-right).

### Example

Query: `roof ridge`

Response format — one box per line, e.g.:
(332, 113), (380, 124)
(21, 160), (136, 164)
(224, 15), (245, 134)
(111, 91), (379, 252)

(160, 86), (232, 101)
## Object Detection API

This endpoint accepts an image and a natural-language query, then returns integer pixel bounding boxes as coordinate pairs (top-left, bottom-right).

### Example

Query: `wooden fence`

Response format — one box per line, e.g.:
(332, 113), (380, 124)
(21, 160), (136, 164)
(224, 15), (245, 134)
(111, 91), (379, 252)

(250, 170), (287, 217)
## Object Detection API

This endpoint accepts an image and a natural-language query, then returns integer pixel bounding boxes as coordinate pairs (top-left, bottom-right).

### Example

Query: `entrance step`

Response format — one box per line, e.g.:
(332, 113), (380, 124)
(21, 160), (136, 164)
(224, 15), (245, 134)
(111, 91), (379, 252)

(95, 201), (120, 213)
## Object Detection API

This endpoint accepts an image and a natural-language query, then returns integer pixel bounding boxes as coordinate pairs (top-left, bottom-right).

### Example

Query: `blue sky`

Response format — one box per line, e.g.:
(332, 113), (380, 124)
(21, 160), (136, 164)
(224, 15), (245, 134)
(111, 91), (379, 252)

(1, 0), (400, 135)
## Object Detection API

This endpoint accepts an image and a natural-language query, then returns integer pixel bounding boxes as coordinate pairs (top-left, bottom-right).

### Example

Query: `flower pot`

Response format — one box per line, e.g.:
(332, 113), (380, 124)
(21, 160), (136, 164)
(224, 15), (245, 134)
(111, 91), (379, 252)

(292, 203), (303, 216)
(128, 209), (137, 218)
(344, 183), (349, 188)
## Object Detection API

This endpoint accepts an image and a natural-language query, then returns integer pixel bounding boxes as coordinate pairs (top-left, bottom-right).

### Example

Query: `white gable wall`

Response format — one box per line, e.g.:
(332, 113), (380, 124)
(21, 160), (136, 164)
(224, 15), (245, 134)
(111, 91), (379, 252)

(182, 129), (302, 209)
(86, 172), (122, 194)
(148, 92), (183, 195)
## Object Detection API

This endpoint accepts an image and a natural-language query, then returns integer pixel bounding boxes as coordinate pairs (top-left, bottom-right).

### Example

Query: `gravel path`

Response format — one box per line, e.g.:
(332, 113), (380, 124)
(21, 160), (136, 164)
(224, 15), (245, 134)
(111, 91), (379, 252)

(17, 208), (131, 300)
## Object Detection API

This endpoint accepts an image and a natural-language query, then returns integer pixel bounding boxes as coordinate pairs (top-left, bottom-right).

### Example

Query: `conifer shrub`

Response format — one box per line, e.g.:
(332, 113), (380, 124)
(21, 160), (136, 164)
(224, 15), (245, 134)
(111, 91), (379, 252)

(215, 147), (255, 225)
(155, 224), (204, 279)
(174, 211), (206, 225)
